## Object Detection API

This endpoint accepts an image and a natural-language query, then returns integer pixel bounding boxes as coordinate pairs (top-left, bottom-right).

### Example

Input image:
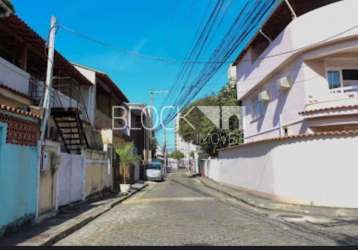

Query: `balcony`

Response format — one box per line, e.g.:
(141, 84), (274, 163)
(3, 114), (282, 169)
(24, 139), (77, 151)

(300, 94), (358, 131)
(0, 56), (30, 97)
(29, 79), (91, 123)
(330, 85), (358, 96)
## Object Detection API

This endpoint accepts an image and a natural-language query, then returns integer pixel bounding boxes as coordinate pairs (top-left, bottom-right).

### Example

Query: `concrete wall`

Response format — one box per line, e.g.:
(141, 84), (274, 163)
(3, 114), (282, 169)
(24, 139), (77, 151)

(39, 171), (55, 215)
(0, 56), (30, 96)
(83, 150), (112, 198)
(38, 141), (61, 215)
(0, 122), (38, 233)
(203, 135), (358, 208)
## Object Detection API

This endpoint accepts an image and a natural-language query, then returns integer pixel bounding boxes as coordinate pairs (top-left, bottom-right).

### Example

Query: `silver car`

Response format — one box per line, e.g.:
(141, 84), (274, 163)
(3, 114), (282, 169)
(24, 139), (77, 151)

(146, 162), (165, 181)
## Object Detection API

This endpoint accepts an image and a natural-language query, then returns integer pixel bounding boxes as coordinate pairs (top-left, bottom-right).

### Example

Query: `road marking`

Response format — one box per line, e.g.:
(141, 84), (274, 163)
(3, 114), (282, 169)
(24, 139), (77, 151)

(125, 197), (215, 204)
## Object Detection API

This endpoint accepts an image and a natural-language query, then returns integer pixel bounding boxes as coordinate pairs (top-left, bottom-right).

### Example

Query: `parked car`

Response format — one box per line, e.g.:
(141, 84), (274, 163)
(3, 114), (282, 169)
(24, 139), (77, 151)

(145, 162), (165, 182)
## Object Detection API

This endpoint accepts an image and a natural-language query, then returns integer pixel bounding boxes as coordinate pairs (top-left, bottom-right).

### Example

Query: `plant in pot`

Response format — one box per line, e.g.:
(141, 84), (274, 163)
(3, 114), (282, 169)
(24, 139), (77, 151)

(116, 142), (140, 193)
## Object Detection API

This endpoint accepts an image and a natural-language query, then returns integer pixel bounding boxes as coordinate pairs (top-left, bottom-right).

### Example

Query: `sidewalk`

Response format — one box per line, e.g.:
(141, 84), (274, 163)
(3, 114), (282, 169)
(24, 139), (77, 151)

(0, 183), (147, 246)
(199, 177), (358, 220)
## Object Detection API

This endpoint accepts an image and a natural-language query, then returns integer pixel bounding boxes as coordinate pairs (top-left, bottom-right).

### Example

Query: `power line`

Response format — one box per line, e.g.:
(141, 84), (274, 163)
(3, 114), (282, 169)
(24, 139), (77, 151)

(161, 0), (228, 109)
(160, 0), (279, 129)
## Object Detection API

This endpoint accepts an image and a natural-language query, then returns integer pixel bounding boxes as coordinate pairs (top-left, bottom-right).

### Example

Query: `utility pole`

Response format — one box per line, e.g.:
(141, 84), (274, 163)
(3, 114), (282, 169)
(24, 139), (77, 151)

(36, 16), (57, 220)
(40, 16), (57, 142)
(148, 89), (168, 163)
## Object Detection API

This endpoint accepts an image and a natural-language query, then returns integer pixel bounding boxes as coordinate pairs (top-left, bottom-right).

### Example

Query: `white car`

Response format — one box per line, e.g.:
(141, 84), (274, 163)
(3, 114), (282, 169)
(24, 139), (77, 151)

(146, 162), (165, 182)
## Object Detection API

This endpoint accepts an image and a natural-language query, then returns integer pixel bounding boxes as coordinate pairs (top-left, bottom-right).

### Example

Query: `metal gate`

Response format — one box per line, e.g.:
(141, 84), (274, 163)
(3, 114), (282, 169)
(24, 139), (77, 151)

(56, 153), (84, 207)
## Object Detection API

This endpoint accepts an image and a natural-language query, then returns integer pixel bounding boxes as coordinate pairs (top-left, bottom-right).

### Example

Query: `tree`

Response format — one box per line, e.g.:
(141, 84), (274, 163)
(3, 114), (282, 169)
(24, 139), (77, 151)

(116, 142), (140, 185)
(178, 84), (243, 157)
(169, 150), (185, 161)
(190, 151), (196, 159)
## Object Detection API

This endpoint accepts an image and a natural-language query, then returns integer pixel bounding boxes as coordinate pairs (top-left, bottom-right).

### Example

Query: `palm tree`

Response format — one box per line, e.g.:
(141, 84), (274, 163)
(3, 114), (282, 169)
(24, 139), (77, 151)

(116, 142), (140, 185)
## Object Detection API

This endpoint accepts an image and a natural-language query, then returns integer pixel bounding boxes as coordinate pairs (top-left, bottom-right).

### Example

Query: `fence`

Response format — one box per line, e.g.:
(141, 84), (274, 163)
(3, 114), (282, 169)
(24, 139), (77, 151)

(202, 134), (358, 208)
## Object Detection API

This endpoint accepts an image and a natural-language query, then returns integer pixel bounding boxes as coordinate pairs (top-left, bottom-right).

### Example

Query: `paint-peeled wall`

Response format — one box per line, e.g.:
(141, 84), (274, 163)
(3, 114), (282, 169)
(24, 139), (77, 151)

(84, 150), (112, 198)
(0, 123), (38, 233)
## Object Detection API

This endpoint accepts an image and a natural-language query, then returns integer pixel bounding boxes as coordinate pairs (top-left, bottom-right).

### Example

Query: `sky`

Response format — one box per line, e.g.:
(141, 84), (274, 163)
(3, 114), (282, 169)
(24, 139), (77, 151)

(12, 0), (260, 150)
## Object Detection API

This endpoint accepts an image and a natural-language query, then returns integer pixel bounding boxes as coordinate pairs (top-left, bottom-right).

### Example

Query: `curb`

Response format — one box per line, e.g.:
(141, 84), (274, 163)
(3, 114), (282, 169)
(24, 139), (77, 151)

(37, 183), (148, 246)
(198, 178), (358, 219)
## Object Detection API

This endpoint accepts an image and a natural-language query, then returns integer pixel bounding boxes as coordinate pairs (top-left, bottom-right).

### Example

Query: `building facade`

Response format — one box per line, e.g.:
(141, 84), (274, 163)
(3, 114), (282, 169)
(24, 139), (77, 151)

(233, 0), (358, 143)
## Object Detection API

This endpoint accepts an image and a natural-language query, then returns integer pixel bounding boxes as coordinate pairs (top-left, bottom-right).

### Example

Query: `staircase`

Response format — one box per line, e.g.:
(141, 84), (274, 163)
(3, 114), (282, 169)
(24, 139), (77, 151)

(52, 107), (89, 154)
(30, 78), (92, 154)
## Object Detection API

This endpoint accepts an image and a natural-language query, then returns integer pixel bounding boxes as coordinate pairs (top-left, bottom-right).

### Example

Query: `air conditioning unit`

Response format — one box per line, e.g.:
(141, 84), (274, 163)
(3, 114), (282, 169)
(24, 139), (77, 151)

(259, 90), (271, 102)
(278, 75), (293, 91)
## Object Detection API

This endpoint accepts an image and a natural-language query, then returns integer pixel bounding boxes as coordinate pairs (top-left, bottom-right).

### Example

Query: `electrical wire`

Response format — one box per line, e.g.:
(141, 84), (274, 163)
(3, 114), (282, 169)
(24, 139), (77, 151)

(160, 0), (278, 128)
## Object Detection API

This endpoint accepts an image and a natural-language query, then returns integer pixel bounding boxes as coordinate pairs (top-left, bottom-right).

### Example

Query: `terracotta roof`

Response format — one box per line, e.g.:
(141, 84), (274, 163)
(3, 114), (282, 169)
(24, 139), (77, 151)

(0, 15), (92, 86)
(299, 105), (358, 115)
(219, 130), (358, 152)
(96, 73), (129, 103)
(0, 104), (41, 119)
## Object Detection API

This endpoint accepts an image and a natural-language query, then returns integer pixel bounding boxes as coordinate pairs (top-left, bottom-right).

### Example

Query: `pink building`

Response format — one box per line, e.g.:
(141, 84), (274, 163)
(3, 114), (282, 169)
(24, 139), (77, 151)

(233, 0), (358, 143)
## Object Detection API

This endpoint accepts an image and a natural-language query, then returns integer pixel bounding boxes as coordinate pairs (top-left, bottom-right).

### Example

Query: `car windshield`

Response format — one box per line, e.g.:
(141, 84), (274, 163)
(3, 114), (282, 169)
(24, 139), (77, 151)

(147, 164), (161, 170)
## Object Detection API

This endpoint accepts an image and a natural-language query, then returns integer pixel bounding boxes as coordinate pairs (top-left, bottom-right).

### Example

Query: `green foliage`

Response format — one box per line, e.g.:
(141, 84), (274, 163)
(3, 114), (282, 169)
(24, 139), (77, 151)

(178, 84), (243, 157)
(190, 151), (196, 158)
(116, 142), (140, 167)
(169, 150), (185, 161)
(150, 136), (158, 157)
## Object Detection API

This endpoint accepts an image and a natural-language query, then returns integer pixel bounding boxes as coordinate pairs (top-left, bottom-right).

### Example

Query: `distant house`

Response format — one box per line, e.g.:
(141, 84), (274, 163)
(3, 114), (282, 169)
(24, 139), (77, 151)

(126, 103), (151, 161)
(232, 0), (358, 143)
(74, 64), (130, 143)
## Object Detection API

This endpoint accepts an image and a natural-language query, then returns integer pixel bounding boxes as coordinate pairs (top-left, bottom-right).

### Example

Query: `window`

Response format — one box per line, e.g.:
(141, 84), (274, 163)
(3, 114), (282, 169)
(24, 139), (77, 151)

(342, 69), (358, 81)
(327, 69), (358, 90)
(327, 70), (341, 89)
(229, 115), (240, 130)
(252, 98), (265, 120)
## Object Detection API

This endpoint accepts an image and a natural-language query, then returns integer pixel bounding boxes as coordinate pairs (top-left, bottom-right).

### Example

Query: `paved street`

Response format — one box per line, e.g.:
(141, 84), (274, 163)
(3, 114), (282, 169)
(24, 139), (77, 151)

(55, 171), (356, 246)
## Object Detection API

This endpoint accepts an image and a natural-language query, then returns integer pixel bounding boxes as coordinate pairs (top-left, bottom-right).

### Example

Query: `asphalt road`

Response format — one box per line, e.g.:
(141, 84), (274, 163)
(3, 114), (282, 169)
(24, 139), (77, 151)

(55, 171), (356, 246)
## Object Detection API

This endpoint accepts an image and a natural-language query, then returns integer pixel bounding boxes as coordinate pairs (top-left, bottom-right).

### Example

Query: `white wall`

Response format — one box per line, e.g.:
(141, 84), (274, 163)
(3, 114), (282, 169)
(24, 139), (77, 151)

(204, 135), (358, 208)
(74, 65), (97, 126)
(0, 56), (30, 95)
(236, 0), (358, 142)
(56, 153), (85, 207)
(236, 0), (358, 101)
(242, 59), (308, 142)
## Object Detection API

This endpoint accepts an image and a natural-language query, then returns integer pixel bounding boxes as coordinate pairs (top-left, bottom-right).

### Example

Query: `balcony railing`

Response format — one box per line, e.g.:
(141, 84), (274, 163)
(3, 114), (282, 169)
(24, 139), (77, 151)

(330, 85), (358, 95)
(29, 79), (90, 123)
